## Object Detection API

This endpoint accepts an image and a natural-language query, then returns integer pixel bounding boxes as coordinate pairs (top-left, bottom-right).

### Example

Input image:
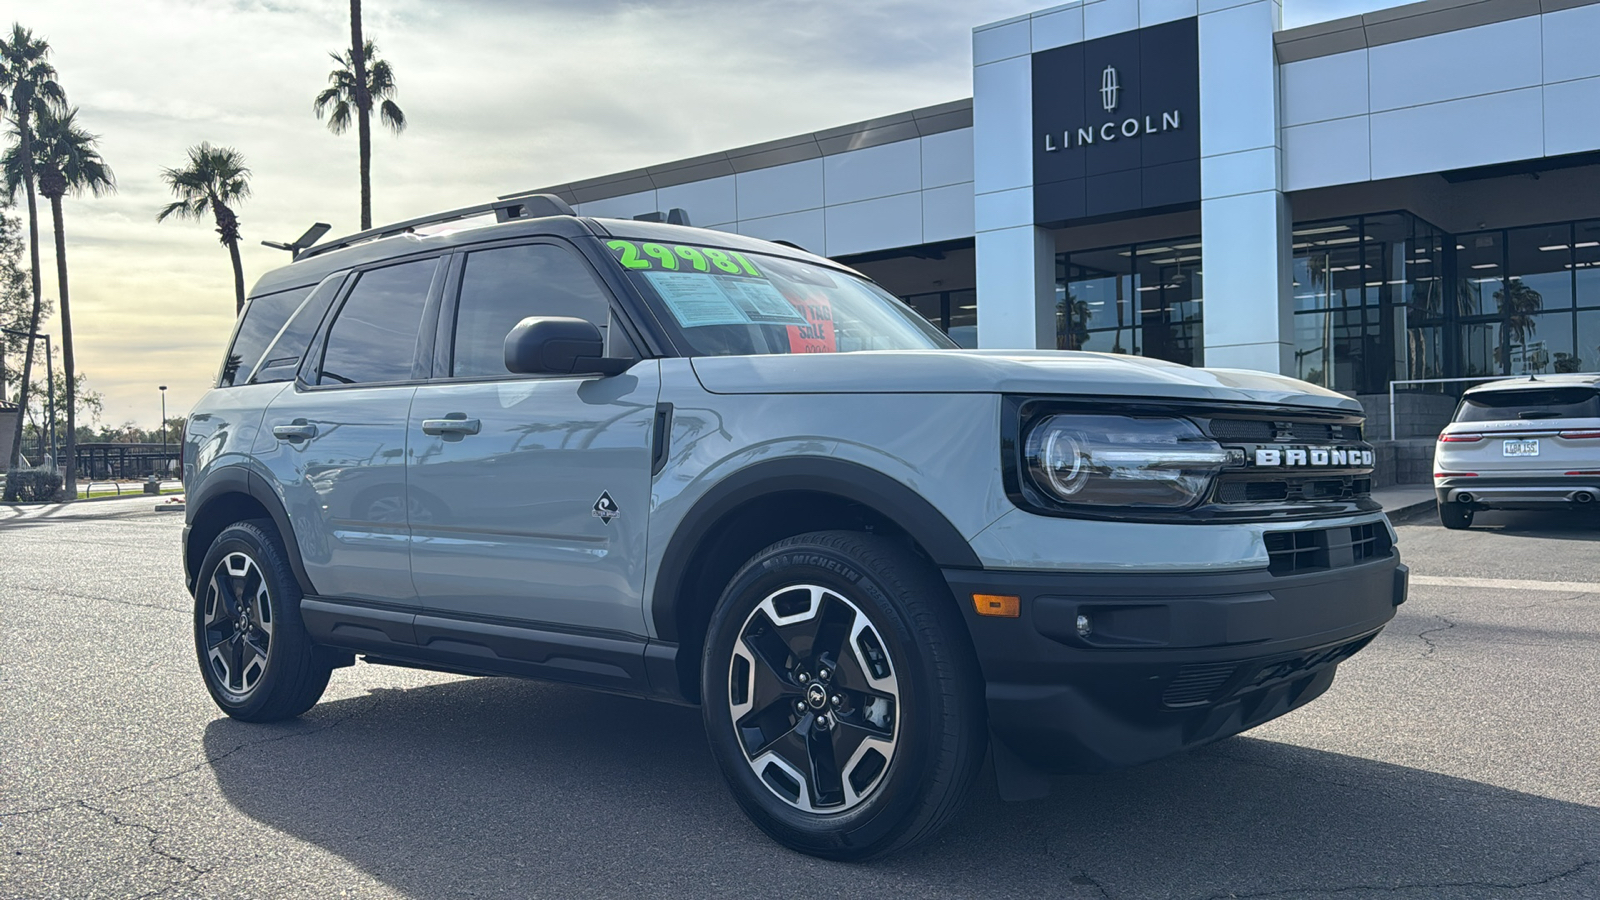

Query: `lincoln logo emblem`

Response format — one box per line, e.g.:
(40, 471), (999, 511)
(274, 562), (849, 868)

(1100, 65), (1120, 112)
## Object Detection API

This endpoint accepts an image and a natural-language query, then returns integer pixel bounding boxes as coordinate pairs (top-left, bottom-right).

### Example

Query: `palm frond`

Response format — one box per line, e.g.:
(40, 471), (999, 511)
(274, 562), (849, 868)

(378, 99), (405, 134)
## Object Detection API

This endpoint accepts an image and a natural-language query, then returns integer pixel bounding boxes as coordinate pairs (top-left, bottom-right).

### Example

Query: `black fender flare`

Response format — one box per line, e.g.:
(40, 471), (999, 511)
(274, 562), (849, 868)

(185, 464), (317, 597)
(649, 456), (982, 642)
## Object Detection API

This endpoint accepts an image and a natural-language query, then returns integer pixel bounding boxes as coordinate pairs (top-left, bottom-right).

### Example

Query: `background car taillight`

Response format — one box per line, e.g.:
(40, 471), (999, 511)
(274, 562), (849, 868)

(1558, 430), (1600, 440)
(1438, 433), (1483, 442)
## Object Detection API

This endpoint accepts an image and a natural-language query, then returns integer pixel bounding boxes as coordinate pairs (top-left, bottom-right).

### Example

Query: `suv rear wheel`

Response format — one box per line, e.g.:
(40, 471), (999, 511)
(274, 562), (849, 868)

(1439, 500), (1474, 530)
(194, 520), (332, 721)
(701, 531), (985, 860)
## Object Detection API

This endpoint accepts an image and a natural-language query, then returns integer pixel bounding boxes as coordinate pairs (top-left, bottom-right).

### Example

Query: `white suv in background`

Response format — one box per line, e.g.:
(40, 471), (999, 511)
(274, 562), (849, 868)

(1433, 375), (1600, 529)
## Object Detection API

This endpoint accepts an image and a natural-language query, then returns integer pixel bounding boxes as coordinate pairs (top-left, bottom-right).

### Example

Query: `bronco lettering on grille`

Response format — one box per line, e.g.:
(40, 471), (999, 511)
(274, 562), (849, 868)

(1254, 447), (1374, 467)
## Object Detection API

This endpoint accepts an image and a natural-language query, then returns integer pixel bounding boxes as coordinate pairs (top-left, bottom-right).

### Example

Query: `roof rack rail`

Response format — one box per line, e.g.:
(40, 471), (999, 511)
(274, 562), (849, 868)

(294, 193), (575, 261)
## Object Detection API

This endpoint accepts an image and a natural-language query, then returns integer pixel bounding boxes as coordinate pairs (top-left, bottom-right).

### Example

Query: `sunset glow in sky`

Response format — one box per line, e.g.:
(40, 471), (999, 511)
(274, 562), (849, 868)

(13, 0), (1379, 428)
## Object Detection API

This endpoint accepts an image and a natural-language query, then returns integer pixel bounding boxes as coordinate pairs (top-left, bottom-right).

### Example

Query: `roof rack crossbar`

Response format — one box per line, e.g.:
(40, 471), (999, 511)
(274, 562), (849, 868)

(294, 193), (575, 261)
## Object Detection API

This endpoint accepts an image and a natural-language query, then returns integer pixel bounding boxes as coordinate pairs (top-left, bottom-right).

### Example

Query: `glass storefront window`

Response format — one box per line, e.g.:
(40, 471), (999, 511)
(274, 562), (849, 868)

(1290, 213), (1441, 395)
(1057, 237), (1201, 364)
(947, 289), (977, 348)
(897, 289), (977, 348)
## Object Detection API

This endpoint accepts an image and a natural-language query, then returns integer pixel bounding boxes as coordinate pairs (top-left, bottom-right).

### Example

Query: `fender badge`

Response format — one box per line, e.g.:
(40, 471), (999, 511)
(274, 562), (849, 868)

(592, 491), (620, 524)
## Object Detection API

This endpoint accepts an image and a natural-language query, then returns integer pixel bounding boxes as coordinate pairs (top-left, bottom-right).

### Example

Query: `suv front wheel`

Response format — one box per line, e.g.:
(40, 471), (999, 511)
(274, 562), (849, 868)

(701, 531), (986, 860)
(194, 520), (332, 721)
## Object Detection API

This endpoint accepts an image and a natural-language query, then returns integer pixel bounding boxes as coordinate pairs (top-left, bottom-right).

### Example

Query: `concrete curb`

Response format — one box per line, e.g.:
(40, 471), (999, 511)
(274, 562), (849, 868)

(1383, 496), (1438, 520)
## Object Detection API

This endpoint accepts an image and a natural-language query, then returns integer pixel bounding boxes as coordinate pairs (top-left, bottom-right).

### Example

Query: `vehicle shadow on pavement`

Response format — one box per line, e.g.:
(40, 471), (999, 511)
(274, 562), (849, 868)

(1462, 509), (1600, 541)
(205, 675), (1599, 899)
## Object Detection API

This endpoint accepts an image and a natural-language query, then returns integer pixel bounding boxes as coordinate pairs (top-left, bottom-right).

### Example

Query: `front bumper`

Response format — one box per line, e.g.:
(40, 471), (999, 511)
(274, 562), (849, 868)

(1435, 474), (1600, 508)
(944, 553), (1406, 771)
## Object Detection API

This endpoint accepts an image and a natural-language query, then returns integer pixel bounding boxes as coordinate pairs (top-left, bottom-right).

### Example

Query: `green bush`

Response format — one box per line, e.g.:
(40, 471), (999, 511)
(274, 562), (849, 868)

(4, 469), (64, 502)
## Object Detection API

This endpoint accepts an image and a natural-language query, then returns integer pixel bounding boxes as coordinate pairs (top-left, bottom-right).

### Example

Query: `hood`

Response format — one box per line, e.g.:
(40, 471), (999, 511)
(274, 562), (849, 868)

(690, 350), (1360, 413)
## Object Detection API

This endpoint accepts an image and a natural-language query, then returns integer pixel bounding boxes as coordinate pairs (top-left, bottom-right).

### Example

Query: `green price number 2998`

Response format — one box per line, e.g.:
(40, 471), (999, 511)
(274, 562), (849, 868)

(606, 240), (763, 277)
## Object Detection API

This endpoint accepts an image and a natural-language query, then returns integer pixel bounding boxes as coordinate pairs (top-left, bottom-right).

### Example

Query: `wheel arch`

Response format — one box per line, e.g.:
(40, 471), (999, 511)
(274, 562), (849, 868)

(651, 457), (981, 703)
(185, 466), (316, 598)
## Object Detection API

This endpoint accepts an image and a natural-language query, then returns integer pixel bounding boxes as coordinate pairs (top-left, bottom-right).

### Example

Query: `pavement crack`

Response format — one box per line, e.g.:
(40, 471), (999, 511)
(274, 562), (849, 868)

(8, 579), (184, 616)
(1191, 858), (1597, 899)
(0, 711), (357, 820)
(75, 798), (212, 898)
(1414, 614), (1457, 657)
(1069, 870), (1114, 898)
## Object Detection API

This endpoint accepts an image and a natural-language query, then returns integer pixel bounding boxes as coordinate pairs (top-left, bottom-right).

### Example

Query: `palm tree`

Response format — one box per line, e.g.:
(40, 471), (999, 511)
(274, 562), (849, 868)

(3, 106), (114, 499)
(314, 34), (405, 231)
(157, 143), (251, 313)
(0, 23), (66, 483)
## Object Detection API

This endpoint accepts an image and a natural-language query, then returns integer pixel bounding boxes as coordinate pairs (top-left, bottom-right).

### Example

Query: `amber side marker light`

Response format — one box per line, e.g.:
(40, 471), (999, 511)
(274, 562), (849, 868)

(973, 594), (1020, 618)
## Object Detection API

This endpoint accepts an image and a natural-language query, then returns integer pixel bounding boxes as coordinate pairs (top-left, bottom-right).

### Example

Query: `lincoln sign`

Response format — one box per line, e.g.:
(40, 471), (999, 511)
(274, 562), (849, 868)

(1031, 17), (1201, 226)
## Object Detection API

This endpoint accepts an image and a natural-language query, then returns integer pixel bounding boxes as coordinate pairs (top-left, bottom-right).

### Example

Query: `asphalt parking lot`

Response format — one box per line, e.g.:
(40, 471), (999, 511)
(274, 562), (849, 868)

(2, 498), (1596, 899)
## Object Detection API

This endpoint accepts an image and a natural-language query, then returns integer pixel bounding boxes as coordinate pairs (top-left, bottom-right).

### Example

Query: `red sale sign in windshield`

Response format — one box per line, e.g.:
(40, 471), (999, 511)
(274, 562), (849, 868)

(787, 295), (837, 353)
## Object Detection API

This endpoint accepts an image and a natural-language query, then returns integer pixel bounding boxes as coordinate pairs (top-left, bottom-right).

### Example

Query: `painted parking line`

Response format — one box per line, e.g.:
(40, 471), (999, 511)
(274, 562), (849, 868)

(1412, 575), (1600, 594)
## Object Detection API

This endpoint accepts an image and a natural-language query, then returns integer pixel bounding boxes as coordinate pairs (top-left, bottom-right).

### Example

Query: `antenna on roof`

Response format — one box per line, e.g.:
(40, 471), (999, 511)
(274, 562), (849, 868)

(262, 222), (331, 256)
(631, 208), (692, 226)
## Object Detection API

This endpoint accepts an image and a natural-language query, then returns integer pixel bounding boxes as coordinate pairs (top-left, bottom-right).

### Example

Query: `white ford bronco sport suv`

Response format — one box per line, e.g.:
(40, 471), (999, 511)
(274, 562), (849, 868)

(182, 195), (1408, 859)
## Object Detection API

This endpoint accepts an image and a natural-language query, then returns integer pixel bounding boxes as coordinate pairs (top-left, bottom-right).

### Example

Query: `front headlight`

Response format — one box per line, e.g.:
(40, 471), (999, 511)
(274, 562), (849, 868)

(1023, 414), (1231, 509)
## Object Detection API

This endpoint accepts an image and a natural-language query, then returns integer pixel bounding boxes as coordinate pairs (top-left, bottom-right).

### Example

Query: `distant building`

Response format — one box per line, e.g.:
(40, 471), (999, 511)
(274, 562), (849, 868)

(510, 0), (1600, 434)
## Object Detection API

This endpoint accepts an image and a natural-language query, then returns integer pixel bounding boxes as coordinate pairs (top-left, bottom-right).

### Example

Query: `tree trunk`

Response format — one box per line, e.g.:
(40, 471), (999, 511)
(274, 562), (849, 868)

(49, 193), (77, 499)
(3, 123), (43, 495)
(226, 236), (245, 314)
(213, 202), (246, 313)
(351, 0), (372, 230)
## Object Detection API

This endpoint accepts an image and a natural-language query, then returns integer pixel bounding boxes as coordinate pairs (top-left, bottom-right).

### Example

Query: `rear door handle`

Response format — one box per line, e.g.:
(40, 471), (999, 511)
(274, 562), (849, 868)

(271, 419), (318, 442)
(422, 415), (481, 436)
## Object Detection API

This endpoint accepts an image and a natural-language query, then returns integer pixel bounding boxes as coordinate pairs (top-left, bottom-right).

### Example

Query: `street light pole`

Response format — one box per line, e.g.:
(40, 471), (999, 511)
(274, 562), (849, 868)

(159, 385), (168, 480)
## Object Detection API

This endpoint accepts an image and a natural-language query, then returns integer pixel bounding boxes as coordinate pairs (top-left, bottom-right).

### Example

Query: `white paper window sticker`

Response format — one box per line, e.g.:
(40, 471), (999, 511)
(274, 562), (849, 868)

(714, 276), (807, 324)
(644, 272), (751, 327)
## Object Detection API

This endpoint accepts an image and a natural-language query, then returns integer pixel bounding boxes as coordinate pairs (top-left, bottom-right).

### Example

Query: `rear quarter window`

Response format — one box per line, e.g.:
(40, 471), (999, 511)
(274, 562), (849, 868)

(218, 286), (313, 386)
(1454, 387), (1600, 422)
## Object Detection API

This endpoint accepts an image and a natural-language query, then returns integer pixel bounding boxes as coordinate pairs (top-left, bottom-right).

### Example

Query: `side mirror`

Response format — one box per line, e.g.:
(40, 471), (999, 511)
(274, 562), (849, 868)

(504, 316), (631, 376)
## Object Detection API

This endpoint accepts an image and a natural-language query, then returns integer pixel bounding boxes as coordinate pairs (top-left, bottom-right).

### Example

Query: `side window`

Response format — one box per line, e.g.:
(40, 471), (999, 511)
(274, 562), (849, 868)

(218, 286), (311, 387)
(252, 272), (347, 385)
(451, 243), (627, 378)
(318, 258), (437, 386)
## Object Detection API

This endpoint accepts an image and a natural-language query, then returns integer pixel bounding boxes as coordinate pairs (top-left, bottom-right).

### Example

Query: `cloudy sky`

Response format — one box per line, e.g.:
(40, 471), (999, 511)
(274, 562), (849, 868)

(12, 0), (1379, 428)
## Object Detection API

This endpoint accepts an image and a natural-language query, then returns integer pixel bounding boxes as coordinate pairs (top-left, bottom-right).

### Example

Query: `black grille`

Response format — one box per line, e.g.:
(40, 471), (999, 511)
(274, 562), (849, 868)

(1209, 419), (1273, 441)
(1350, 521), (1385, 563)
(1207, 419), (1362, 443)
(1264, 524), (1393, 576)
(1218, 481), (1289, 503)
(1215, 475), (1372, 504)
(1162, 662), (1239, 708)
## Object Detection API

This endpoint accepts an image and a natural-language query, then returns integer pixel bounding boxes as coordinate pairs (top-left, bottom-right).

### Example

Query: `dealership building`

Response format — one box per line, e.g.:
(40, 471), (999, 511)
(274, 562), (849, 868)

(511, 0), (1600, 438)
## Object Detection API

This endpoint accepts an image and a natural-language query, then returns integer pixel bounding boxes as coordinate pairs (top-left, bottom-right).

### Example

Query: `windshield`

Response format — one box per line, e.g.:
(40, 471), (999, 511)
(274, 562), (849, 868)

(1455, 386), (1600, 422)
(603, 238), (955, 356)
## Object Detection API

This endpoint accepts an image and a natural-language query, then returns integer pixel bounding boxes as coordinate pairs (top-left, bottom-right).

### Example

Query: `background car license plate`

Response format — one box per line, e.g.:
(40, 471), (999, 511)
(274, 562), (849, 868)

(1503, 439), (1540, 456)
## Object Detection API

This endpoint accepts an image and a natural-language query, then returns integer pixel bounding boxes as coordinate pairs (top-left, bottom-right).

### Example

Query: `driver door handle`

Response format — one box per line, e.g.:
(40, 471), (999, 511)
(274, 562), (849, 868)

(271, 420), (318, 442)
(422, 416), (481, 436)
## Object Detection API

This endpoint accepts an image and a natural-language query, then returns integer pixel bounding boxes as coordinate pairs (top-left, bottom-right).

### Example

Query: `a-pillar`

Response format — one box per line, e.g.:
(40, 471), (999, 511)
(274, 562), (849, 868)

(1198, 0), (1294, 374)
(973, 16), (1058, 350)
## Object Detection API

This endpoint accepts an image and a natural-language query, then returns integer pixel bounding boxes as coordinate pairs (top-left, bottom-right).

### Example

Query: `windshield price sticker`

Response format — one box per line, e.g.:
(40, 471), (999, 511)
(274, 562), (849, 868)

(643, 271), (807, 329)
(607, 239), (763, 277)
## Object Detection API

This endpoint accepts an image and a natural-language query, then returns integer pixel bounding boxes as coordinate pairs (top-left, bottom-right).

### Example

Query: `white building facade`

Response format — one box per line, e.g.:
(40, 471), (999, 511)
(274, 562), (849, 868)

(510, 0), (1600, 430)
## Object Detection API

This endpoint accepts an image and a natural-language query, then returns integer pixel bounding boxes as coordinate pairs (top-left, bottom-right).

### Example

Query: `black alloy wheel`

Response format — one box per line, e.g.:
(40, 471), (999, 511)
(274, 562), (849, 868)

(702, 530), (985, 860)
(727, 583), (901, 813)
(194, 520), (332, 722)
